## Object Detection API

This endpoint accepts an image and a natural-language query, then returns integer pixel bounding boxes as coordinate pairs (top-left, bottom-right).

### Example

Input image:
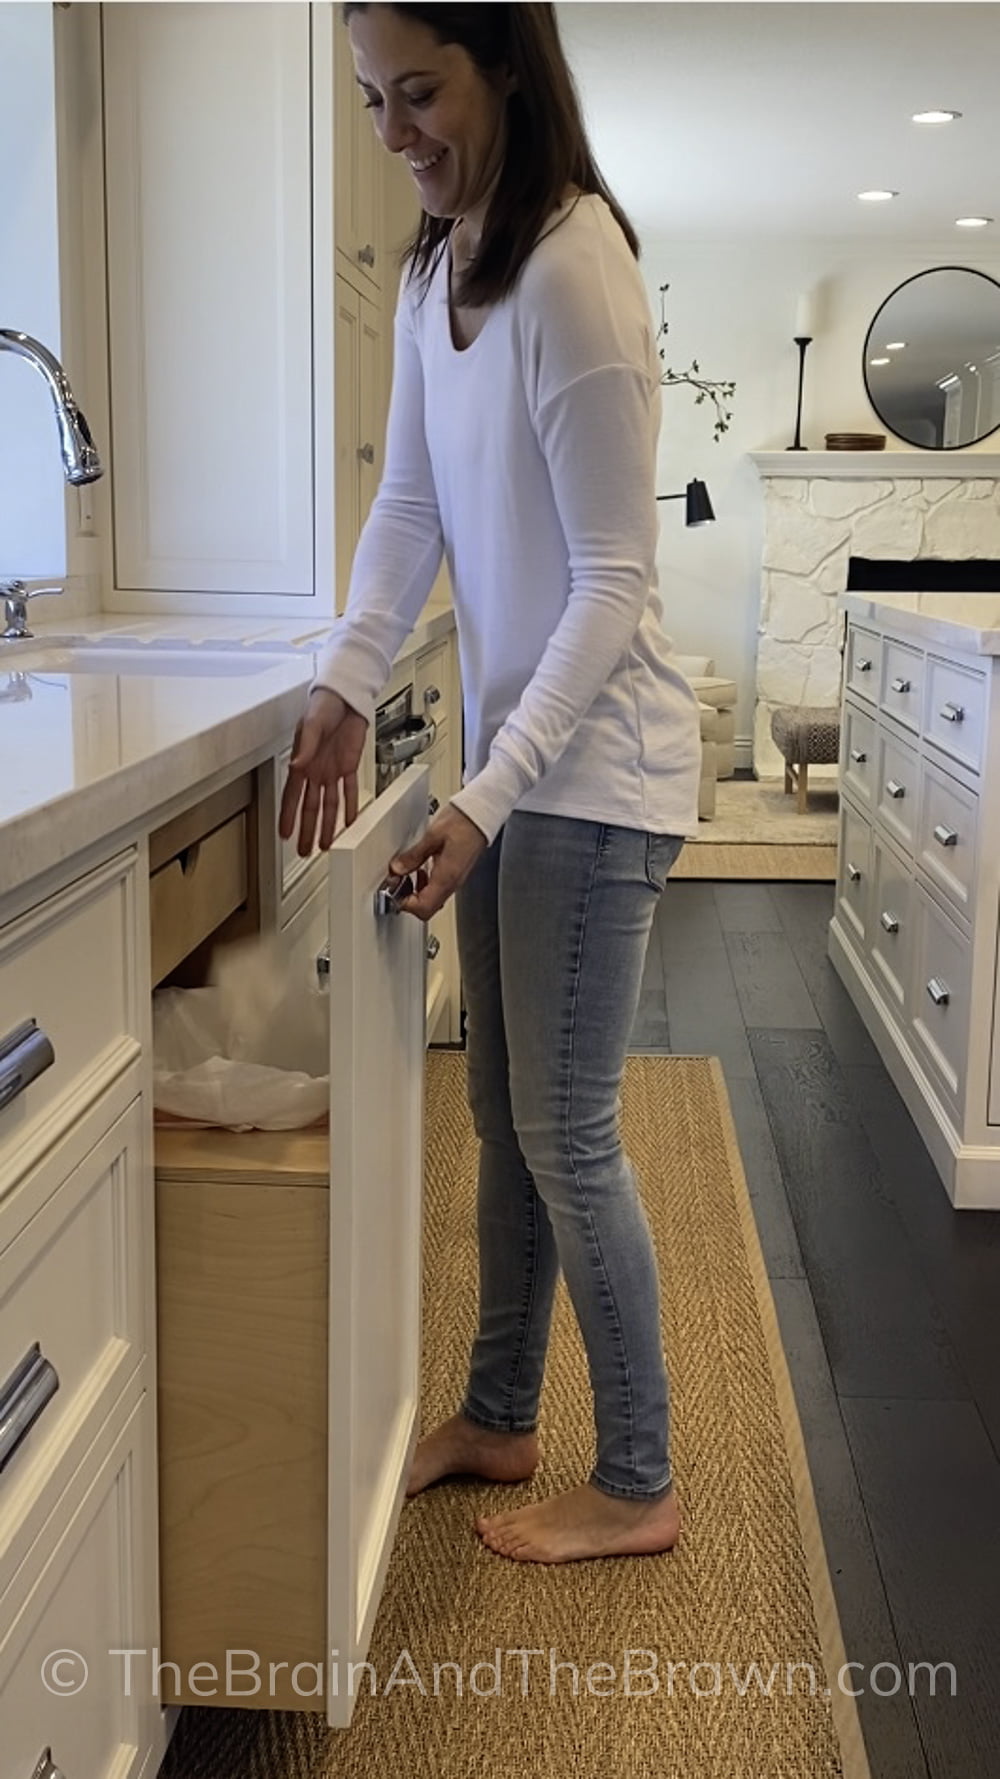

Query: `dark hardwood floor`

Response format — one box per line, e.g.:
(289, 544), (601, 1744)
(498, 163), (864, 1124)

(634, 877), (1000, 1779)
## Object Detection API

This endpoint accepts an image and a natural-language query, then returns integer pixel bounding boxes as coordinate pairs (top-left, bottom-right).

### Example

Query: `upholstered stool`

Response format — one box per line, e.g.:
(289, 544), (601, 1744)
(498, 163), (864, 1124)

(770, 705), (841, 813)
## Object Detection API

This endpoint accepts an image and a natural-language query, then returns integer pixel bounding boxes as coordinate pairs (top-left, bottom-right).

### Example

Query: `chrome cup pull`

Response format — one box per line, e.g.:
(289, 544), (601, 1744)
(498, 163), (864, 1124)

(849, 748), (868, 764)
(855, 657), (872, 673)
(0, 1343), (60, 1474)
(890, 676), (911, 694)
(847, 862), (862, 883)
(0, 1018), (55, 1113)
(374, 872), (424, 917)
(933, 823), (958, 848)
(879, 910), (899, 934)
(885, 778), (905, 800)
(31, 1750), (67, 1779)
(939, 702), (965, 724)
(926, 978), (950, 1007)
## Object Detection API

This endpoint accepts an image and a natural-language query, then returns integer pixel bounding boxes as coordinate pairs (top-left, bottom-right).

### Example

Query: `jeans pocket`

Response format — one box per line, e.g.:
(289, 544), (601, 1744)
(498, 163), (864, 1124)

(645, 832), (684, 891)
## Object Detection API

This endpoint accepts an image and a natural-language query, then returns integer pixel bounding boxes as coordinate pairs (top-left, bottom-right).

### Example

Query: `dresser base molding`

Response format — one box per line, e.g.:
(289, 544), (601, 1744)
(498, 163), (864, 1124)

(829, 919), (1000, 1209)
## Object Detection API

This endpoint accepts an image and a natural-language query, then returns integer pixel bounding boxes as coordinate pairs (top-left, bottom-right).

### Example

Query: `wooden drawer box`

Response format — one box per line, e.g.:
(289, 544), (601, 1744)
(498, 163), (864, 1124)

(149, 776), (253, 986)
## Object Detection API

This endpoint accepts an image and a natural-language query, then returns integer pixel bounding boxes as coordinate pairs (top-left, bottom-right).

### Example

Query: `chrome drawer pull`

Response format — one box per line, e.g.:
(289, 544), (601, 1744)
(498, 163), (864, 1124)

(428, 796), (440, 816)
(426, 934), (441, 961)
(885, 778), (906, 800)
(0, 1018), (55, 1113)
(847, 862), (862, 883)
(31, 1750), (66, 1779)
(855, 657), (872, 672)
(939, 702), (965, 724)
(316, 944), (329, 983)
(423, 685), (441, 707)
(357, 242), (376, 267)
(357, 442), (375, 465)
(0, 1343), (60, 1474)
(879, 910), (899, 934)
(374, 874), (416, 917)
(926, 978), (950, 1007)
(850, 748), (868, 764)
(890, 676), (911, 694)
(933, 823), (958, 848)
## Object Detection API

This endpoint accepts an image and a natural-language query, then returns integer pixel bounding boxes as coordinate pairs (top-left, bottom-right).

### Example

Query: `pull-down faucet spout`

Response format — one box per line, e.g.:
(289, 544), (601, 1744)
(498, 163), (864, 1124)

(0, 328), (103, 485)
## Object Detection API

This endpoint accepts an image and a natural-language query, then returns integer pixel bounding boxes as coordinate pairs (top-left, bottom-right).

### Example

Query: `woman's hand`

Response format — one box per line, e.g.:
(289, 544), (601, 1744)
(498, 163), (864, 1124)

(278, 686), (369, 855)
(387, 804), (487, 922)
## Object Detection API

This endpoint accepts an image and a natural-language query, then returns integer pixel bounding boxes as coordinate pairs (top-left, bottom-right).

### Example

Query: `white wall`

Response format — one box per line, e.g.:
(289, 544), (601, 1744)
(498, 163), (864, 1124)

(644, 239), (1000, 760)
(0, 4), (66, 583)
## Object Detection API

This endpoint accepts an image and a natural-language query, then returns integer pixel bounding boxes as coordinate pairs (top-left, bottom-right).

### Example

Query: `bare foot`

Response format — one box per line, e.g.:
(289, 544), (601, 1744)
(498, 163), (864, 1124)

(476, 1482), (680, 1563)
(406, 1414), (539, 1497)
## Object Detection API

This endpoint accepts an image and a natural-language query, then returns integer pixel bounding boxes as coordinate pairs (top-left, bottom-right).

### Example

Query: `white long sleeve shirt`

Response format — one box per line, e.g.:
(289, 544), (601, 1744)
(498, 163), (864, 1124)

(312, 193), (702, 846)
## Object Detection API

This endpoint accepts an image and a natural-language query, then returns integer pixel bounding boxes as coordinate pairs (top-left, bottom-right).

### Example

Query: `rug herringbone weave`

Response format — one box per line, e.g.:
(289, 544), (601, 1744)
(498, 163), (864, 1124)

(161, 1053), (869, 1779)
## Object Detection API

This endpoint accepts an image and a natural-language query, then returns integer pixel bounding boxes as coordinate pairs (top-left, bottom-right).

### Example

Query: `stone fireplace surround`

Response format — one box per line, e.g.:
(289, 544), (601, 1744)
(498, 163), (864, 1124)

(749, 451), (1000, 777)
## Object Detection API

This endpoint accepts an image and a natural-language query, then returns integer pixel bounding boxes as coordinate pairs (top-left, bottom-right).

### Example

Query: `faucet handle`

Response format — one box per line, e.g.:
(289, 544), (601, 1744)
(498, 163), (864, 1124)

(1, 581), (64, 600)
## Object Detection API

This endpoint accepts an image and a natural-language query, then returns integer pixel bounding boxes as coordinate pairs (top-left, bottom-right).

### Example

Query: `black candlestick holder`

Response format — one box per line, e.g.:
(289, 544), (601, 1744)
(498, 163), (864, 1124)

(786, 335), (812, 451)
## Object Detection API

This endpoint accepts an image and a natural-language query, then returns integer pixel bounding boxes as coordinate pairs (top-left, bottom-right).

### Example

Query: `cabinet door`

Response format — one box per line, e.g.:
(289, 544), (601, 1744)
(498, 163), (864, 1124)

(103, 2), (314, 597)
(324, 765), (428, 1727)
(333, 18), (381, 294)
(358, 294), (384, 531)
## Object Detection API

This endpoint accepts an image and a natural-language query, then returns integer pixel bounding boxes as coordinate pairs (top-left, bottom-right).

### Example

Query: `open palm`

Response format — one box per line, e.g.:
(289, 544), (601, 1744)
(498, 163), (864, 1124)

(278, 687), (369, 855)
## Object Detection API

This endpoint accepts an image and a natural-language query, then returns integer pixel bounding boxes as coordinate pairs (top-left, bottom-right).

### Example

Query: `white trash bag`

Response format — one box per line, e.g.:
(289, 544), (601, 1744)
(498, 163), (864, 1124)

(152, 931), (329, 1131)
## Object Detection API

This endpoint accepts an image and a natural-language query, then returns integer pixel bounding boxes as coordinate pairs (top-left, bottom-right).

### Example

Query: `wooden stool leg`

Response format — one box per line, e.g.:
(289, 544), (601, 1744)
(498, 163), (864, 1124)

(784, 762), (793, 796)
(797, 760), (809, 814)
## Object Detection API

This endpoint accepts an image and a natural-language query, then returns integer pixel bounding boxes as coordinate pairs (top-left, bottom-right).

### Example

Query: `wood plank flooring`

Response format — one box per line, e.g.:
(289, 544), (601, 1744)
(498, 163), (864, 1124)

(634, 878), (1000, 1779)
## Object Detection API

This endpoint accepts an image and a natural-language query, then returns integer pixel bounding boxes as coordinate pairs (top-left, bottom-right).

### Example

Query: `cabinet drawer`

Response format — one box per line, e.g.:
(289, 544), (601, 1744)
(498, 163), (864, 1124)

(916, 758), (978, 925)
(881, 638), (923, 733)
(835, 800), (871, 950)
(0, 1386), (153, 1779)
(924, 655), (987, 775)
(0, 1100), (147, 1599)
(910, 888), (971, 1115)
(846, 625), (881, 702)
(875, 726), (919, 854)
(150, 809), (248, 986)
(870, 838), (912, 1014)
(842, 700), (877, 808)
(0, 853), (141, 1198)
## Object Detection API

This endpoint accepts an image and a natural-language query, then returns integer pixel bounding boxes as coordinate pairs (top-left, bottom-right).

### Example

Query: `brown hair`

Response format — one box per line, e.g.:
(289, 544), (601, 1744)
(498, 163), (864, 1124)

(341, 3), (638, 304)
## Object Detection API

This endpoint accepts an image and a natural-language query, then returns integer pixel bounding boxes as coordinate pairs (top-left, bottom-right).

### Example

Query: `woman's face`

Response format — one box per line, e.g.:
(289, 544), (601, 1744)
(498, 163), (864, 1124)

(349, 6), (510, 224)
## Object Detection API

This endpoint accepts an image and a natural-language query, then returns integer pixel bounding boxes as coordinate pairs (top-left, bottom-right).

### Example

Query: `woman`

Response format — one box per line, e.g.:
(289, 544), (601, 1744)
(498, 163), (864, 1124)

(279, 2), (702, 1565)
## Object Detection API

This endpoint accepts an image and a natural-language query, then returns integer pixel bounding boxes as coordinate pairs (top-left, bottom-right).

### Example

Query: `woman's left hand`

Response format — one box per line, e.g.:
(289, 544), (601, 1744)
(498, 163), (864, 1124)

(387, 805), (487, 922)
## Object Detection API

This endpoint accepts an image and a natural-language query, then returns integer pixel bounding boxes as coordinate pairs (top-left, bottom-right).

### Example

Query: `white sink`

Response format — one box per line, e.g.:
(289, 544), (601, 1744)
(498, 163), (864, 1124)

(1, 644), (304, 679)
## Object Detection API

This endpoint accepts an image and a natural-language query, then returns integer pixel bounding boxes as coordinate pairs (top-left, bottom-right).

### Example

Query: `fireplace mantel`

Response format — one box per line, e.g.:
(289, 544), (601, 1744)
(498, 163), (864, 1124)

(750, 450), (1000, 479)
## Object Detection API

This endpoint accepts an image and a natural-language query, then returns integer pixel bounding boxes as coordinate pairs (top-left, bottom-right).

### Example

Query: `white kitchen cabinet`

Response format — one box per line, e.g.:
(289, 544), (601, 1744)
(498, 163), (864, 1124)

(154, 766), (429, 1729)
(334, 278), (384, 615)
(333, 8), (383, 298)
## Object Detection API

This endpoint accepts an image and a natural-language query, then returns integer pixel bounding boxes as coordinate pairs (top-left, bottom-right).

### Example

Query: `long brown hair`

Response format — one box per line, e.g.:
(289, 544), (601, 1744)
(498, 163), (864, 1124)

(341, 3), (638, 304)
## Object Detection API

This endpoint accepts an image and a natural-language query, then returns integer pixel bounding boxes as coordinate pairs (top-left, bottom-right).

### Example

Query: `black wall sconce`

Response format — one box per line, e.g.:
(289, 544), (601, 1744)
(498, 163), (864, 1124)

(656, 479), (715, 526)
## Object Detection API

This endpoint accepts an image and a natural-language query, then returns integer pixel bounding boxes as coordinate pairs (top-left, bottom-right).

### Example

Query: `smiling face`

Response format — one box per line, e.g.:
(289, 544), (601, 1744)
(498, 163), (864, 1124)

(348, 6), (511, 235)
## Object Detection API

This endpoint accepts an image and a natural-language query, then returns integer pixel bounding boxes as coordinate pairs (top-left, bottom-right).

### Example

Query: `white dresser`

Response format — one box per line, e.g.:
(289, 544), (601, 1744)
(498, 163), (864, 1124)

(829, 592), (1000, 1209)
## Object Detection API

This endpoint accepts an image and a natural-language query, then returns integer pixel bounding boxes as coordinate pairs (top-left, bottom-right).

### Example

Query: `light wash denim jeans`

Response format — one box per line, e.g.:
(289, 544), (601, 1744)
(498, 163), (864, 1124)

(453, 811), (684, 1501)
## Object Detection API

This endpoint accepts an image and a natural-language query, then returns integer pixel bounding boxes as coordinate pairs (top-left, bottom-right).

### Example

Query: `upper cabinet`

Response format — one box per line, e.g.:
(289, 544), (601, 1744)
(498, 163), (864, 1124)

(101, 2), (396, 616)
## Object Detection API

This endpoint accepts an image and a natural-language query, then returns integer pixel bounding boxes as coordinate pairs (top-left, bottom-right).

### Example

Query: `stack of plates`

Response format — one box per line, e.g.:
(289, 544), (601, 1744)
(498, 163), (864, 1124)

(824, 432), (886, 450)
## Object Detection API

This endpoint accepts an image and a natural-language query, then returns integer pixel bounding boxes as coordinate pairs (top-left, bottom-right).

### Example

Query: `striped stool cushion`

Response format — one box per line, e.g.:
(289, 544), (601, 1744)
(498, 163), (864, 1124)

(770, 705), (841, 766)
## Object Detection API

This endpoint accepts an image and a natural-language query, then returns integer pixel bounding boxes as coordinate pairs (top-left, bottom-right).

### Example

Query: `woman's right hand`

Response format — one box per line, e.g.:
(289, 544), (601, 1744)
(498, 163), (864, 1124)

(278, 686), (369, 854)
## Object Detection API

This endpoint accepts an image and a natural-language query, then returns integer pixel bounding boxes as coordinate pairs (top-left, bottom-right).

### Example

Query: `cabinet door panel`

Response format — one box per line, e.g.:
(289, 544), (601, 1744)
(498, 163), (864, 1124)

(334, 279), (362, 613)
(325, 766), (429, 1726)
(104, 3), (314, 595)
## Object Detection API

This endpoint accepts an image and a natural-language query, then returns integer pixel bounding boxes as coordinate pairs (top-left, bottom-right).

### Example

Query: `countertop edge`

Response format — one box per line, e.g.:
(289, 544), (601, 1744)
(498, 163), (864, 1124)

(840, 592), (1000, 656)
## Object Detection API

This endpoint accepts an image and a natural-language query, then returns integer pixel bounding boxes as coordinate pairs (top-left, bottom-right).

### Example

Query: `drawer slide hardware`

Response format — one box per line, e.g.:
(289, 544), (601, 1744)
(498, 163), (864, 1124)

(0, 1018), (55, 1113)
(926, 978), (950, 1007)
(0, 1343), (60, 1474)
(933, 823), (958, 848)
(939, 702), (965, 724)
(879, 911), (899, 934)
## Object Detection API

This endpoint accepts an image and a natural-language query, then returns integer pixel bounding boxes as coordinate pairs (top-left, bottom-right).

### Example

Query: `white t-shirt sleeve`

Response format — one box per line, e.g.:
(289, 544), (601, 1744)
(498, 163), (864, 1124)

(311, 288), (444, 724)
(450, 237), (659, 844)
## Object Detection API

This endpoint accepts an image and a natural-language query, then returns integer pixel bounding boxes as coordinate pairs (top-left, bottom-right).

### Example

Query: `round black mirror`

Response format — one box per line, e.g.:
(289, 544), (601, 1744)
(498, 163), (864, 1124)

(863, 267), (1000, 450)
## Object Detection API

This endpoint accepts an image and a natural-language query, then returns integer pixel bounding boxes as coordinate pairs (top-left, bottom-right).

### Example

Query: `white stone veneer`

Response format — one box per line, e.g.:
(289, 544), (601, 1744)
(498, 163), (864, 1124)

(753, 474), (1000, 776)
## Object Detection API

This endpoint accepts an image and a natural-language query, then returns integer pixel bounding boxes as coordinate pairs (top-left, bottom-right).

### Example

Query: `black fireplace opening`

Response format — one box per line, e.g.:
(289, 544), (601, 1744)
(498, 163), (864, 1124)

(847, 556), (1000, 593)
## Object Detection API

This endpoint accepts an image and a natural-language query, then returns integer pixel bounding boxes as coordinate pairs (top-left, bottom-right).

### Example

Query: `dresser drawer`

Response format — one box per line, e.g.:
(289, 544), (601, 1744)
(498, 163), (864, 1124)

(924, 655), (987, 775)
(0, 1098), (147, 1599)
(870, 837), (912, 1014)
(910, 888), (971, 1115)
(0, 853), (141, 1199)
(842, 700), (877, 808)
(916, 758), (978, 925)
(0, 1385), (154, 1779)
(881, 638), (923, 733)
(150, 808), (248, 986)
(846, 625), (881, 702)
(875, 726), (919, 854)
(835, 800), (871, 950)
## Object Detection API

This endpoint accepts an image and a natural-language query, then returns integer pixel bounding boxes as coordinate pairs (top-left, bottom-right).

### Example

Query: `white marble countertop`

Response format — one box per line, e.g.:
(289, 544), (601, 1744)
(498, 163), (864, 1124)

(841, 591), (1000, 656)
(0, 605), (455, 903)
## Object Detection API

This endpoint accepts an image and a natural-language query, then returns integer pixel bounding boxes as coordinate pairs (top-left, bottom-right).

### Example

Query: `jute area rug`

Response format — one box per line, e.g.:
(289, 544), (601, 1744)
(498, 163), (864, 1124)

(161, 1053), (869, 1779)
(673, 777), (839, 882)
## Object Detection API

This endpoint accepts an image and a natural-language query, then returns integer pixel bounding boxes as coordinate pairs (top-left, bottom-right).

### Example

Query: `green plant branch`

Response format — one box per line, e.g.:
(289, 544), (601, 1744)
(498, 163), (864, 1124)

(656, 283), (736, 441)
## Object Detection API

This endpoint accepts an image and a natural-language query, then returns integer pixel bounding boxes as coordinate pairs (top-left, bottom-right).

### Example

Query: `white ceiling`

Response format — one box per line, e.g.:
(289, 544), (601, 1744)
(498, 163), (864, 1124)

(555, 2), (1000, 244)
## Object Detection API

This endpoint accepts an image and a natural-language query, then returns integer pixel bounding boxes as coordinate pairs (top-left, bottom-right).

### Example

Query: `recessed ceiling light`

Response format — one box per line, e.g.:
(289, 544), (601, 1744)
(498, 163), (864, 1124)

(885, 341), (906, 351)
(858, 190), (898, 202)
(912, 110), (961, 125)
(956, 216), (993, 228)
(870, 357), (891, 367)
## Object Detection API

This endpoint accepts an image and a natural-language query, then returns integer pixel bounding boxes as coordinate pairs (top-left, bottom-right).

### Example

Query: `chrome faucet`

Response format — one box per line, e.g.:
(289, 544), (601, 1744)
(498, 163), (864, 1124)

(1, 329), (105, 639)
